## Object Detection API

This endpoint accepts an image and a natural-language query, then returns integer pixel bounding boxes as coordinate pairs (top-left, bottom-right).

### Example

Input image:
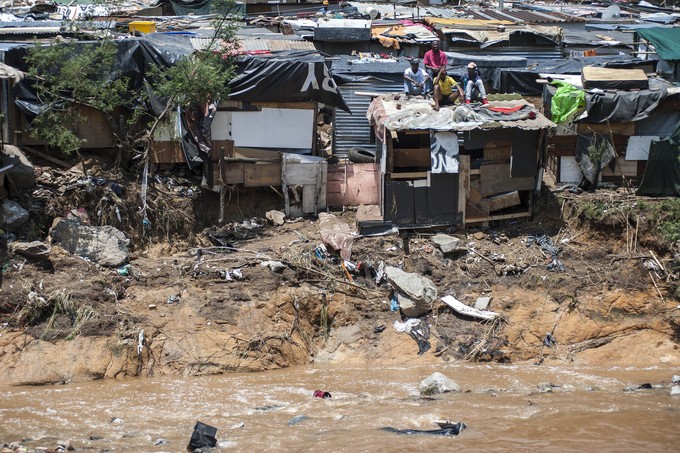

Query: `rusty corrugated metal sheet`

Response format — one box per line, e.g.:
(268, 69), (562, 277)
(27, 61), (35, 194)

(191, 36), (314, 52)
(238, 38), (315, 51)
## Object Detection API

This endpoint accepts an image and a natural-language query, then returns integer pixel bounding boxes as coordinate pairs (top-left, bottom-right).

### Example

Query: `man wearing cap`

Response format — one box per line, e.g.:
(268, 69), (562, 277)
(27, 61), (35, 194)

(403, 58), (430, 97)
(433, 66), (463, 111)
(462, 62), (488, 105)
(423, 40), (448, 94)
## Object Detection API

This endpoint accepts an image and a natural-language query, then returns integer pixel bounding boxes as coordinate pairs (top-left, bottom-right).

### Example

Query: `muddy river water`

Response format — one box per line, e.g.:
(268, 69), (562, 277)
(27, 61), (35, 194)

(1, 363), (679, 452)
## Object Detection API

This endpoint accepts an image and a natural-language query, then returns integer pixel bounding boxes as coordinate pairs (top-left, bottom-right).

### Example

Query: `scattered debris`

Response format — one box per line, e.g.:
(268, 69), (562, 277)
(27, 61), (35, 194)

(432, 234), (464, 254)
(260, 260), (286, 273)
(266, 210), (286, 226)
(380, 421), (466, 436)
(441, 295), (499, 321)
(394, 318), (431, 355)
(385, 266), (437, 317)
(319, 212), (355, 261)
(0, 199), (29, 231)
(313, 390), (332, 398)
(288, 415), (310, 426)
(187, 421), (218, 451)
(9, 241), (50, 260)
(474, 296), (492, 310)
(527, 234), (564, 271)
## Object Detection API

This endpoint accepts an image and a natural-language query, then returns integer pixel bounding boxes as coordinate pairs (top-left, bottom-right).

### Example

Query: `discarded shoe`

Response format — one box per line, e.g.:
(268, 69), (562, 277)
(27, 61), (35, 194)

(482, 98), (489, 105)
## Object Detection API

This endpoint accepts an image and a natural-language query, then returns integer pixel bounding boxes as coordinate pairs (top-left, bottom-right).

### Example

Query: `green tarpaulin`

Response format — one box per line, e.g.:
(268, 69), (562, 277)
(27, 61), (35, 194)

(637, 28), (680, 62)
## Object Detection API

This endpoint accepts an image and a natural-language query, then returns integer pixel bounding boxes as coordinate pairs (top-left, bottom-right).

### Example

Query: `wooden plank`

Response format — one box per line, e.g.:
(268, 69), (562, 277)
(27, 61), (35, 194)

(22, 145), (71, 168)
(244, 162), (281, 187)
(458, 154), (470, 223)
(252, 101), (317, 110)
(354, 91), (383, 97)
(480, 162), (534, 195)
(601, 156), (639, 177)
(388, 172), (428, 179)
(212, 140), (234, 160)
(465, 210), (531, 223)
(484, 146), (511, 161)
(357, 204), (383, 222)
(221, 162), (244, 184)
(150, 141), (184, 164)
(233, 147), (283, 160)
(302, 184), (315, 214)
(393, 148), (430, 167)
(488, 191), (521, 212)
(577, 122), (635, 136)
(284, 163), (321, 186)
(469, 187), (483, 204)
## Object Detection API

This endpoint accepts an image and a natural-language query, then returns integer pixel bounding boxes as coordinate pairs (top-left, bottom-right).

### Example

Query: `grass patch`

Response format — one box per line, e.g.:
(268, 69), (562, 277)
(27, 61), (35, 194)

(17, 290), (99, 340)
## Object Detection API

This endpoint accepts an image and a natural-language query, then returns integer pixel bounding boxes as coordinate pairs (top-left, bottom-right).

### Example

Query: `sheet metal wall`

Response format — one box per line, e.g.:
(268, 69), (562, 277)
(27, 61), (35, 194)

(334, 80), (403, 156)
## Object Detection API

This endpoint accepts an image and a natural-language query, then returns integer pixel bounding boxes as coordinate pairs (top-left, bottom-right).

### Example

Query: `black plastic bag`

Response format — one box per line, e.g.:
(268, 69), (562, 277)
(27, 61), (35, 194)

(187, 421), (217, 451)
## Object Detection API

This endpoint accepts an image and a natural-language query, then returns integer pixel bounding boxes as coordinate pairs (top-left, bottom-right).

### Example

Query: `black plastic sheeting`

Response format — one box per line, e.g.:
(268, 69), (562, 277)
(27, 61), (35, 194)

(637, 120), (680, 197)
(486, 55), (655, 96)
(12, 39), (350, 118)
(228, 51), (350, 112)
(584, 87), (667, 124)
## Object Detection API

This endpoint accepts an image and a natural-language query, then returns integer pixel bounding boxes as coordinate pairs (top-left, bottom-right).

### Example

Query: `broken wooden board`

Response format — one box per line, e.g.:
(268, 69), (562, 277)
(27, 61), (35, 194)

(488, 191), (521, 212)
(244, 162), (281, 187)
(441, 295), (499, 321)
(480, 162), (534, 195)
(576, 122), (635, 136)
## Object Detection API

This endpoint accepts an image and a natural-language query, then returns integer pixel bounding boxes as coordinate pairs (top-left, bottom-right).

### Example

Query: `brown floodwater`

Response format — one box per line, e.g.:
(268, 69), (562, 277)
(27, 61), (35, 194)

(1, 363), (679, 452)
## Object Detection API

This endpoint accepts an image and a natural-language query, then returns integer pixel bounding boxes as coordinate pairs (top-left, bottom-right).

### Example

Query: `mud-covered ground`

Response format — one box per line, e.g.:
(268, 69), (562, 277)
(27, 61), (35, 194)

(1, 160), (680, 386)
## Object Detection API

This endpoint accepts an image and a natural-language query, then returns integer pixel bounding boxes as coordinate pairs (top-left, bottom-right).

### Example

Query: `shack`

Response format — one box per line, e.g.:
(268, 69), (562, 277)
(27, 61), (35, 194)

(365, 95), (555, 228)
(543, 67), (680, 188)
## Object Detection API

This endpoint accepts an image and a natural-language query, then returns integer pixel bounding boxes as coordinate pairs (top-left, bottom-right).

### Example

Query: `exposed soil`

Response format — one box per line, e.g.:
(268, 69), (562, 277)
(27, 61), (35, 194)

(1, 158), (680, 386)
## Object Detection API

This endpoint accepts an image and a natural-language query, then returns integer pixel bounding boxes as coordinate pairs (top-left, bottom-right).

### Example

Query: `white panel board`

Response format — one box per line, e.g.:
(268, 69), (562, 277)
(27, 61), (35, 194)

(559, 156), (582, 184)
(211, 111), (232, 141)
(625, 135), (659, 161)
(231, 108), (314, 149)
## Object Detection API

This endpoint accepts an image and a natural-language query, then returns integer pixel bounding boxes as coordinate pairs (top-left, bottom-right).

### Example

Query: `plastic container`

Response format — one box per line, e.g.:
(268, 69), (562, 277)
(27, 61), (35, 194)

(129, 21), (156, 34)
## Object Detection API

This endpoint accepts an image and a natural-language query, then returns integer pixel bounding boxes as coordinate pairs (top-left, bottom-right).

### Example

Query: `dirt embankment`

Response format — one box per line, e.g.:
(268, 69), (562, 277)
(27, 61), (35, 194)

(1, 168), (679, 386)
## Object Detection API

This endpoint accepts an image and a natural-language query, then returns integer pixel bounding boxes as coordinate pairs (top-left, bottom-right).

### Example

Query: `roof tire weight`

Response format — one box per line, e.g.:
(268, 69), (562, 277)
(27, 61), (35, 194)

(347, 147), (376, 163)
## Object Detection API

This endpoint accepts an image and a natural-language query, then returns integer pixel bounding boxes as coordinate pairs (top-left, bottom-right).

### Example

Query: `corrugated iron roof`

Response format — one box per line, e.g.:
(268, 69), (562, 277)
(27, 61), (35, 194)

(238, 38), (315, 51)
(191, 35), (314, 52)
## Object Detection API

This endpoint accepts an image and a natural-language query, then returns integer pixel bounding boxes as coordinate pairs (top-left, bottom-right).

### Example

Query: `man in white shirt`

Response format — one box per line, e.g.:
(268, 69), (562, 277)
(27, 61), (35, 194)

(403, 59), (430, 98)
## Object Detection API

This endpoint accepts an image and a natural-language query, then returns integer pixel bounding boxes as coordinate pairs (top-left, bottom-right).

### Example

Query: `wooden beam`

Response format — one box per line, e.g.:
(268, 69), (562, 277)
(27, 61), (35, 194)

(22, 146), (71, 168)
(388, 171), (428, 179)
(465, 210), (531, 224)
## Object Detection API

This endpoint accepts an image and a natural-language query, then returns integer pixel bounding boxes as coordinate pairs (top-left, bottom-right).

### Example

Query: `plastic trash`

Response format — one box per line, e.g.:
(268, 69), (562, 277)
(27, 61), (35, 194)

(187, 421), (217, 450)
(313, 390), (332, 398)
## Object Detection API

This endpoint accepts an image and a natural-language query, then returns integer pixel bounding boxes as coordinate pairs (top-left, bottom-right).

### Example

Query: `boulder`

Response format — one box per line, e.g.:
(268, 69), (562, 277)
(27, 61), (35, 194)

(10, 241), (51, 260)
(432, 234), (464, 254)
(49, 218), (129, 267)
(265, 210), (286, 226)
(385, 266), (437, 317)
(1, 145), (35, 189)
(0, 199), (29, 231)
(419, 372), (460, 396)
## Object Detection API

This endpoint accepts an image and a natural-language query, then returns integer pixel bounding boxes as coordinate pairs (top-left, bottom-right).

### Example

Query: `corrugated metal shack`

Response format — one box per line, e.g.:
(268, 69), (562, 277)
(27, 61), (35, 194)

(365, 94), (555, 228)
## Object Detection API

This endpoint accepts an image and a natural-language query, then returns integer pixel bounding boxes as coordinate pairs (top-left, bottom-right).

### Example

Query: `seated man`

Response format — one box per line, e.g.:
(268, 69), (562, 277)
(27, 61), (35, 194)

(433, 66), (463, 111)
(403, 59), (430, 97)
(462, 62), (488, 104)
